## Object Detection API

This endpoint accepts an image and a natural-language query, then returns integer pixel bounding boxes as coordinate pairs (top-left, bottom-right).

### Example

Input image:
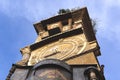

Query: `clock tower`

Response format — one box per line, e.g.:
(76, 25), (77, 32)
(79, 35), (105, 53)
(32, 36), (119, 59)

(6, 7), (105, 80)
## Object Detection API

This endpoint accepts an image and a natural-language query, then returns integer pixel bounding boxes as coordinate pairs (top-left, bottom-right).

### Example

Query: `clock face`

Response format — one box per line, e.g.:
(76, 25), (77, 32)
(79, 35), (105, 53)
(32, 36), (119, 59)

(28, 34), (87, 65)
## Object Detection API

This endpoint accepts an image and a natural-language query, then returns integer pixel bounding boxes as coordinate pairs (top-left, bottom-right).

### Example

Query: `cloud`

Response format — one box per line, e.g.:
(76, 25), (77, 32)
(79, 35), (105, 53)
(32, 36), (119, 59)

(104, 0), (120, 6)
(0, 0), (43, 22)
(0, 0), (85, 22)
(87, 0), (120, 44)
(0, 0), (120, 44)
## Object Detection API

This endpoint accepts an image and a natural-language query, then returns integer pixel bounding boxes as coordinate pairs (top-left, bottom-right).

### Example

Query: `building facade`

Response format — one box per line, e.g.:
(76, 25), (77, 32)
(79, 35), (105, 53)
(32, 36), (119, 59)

(6, 7), (105, 80)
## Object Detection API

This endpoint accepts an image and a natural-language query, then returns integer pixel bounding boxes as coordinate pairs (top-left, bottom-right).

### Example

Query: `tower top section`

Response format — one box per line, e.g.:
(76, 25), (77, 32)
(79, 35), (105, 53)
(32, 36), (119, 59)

(33, 7), (96, 42)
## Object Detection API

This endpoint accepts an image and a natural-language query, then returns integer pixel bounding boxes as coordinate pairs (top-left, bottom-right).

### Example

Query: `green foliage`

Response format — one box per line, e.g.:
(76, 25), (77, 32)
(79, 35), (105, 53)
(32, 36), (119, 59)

(91, 19), (97, 34)
(58, 9), (70, 14)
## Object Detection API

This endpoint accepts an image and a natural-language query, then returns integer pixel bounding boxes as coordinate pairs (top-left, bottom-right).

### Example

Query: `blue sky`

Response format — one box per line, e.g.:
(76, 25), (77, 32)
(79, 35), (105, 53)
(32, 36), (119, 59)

(0, 0), (120, 80)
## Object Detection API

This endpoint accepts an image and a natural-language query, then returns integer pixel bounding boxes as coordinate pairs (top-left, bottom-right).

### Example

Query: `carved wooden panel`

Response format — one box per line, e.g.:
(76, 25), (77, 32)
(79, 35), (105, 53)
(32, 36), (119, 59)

(62, 25), (71, 32)
(47, 22), (62, 30)
(40, 31), (49, 39)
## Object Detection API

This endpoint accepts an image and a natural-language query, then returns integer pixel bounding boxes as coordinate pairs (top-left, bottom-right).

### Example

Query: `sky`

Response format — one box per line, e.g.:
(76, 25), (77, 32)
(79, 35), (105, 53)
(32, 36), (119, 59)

(0, 0), (120, 80)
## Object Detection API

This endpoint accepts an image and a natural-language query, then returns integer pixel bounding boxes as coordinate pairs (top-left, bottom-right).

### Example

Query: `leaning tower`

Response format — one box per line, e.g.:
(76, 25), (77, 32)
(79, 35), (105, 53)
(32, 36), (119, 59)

(6, 7), (105, 80)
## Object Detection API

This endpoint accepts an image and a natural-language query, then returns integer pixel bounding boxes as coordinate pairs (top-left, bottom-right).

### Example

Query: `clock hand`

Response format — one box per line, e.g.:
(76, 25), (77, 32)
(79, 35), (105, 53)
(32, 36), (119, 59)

(44, 49), (61, 58)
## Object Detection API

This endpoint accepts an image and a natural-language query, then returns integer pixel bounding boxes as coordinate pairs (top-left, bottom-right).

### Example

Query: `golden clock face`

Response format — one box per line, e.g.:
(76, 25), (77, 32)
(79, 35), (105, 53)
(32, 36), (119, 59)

(28, 34), (87, 65)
